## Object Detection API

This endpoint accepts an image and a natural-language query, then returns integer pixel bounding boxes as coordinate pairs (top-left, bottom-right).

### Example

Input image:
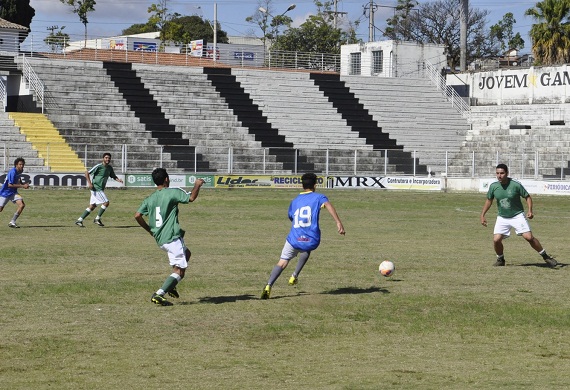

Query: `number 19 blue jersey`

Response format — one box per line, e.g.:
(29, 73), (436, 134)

(286, 191), (329, 251)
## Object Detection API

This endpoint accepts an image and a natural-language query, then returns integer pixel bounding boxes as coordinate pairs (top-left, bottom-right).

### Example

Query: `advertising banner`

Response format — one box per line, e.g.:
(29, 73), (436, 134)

(329, 176), (442, 190)
(480, 178), (570, 196)
(270, 175), (325, 188)
(125, 174), (215, 188)
(133, 41), (157, 52)
(190, 39), (203, 57)
(214, 175), (272, 188)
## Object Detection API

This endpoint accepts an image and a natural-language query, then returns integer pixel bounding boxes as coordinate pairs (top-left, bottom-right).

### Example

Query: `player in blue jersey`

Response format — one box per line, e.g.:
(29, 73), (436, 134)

(135, 168), (204, 306)
(75, 153), (123, 227)
(0, 158), (30, 228)
(261, 173), (345, 299)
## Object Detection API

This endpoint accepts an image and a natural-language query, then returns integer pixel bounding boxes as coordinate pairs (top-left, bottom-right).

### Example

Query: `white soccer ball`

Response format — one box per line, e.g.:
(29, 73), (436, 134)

(379, 261), (395, 277)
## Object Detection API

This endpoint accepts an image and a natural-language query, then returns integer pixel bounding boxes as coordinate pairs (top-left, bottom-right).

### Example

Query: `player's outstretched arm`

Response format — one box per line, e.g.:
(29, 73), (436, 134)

(188, 179), (205, 202)
(324, 201), (345, 235)
(134, 212), (153, 236)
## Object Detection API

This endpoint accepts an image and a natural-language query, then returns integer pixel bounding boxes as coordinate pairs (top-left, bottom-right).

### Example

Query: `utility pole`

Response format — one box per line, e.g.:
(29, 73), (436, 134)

(460, 0), (468, 71)
(368, 0), (377, 42)
(329, 0), (348, 29)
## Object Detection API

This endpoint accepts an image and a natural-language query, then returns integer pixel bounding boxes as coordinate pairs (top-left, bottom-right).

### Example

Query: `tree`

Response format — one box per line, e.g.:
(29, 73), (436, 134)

(525, 0), (570, 65)
(165, 15), (228, 46)
(0, 0), (35, 29)
(490, 13), (525, 52)
(384, 0), (499, 68)
(246, 0), (294, 51)
(122, 14), (228, 47)
(121, 23), (157, 36)
(44, 26), (70, 53)
(276, 1), (360, 53)
(60, 0), (96, 48)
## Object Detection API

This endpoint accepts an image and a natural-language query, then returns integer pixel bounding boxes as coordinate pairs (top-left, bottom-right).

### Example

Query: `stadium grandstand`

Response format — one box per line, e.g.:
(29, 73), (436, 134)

(1, 28), (570, 181)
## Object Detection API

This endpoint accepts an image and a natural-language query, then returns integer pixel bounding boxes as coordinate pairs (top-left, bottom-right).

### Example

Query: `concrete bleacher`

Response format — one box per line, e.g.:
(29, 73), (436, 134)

(0, 112), (48, 172)
(341, 75), (471, 174)
(447, 104), (570, 177)
(21, 58), (192, 172)
(131, 63), (290, 174)
(232, 68), (425, 174)
(16, 56), (476, 176)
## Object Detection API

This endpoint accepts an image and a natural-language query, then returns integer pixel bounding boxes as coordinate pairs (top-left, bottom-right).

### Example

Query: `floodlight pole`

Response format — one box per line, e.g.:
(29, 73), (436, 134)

(259, 4), (296, 47)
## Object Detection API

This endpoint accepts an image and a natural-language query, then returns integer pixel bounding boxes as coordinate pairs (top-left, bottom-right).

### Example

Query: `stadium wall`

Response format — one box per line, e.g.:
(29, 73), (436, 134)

(449, 64), (570, 105)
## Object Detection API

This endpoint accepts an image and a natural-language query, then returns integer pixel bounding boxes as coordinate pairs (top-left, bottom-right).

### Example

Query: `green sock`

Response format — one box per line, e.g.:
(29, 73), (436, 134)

(160, 275), (179, 295)
(80, 209), (91, 220)
(97, 206), (107, 218)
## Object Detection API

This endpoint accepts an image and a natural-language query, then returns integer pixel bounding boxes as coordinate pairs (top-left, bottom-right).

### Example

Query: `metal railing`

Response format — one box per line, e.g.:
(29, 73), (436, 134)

(21, 54), (44, 113)
(0, 77), (6, 112)
(424, 60), (471, 121)
(2, 141), (569, 180)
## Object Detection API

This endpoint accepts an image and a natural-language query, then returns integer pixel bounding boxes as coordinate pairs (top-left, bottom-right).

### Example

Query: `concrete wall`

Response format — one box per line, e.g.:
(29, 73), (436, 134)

(448, 65), (570, 105)
(340, 40), (446, 77)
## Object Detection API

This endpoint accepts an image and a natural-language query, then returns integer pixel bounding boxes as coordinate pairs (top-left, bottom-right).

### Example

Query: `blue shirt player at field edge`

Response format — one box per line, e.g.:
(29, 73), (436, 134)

(0, 157), (30, 228)
(75, 153), (123, 227)
(135, 168), (204, 306)
(480, 163), (558, 268)
(261, 173), (345, 299)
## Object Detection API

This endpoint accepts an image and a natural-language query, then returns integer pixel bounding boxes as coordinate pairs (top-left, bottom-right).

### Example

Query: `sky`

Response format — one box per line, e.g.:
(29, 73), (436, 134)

(26, 0), (539, 52)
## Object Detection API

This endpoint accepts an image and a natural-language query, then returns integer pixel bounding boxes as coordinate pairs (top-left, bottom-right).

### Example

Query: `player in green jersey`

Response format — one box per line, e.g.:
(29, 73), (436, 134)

(75, 153), (123, 227)
(135, 168), (205, 306)
(480, 164), (557, 267)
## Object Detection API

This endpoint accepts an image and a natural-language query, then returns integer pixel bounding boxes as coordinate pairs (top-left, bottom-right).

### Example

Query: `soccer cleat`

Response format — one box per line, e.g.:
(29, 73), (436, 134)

(493, 257), (505, 267)
(167, 288), (180, 299)
(543, 256), (558, 268)
(94, 219), (104, 227)
(8, 222), (19, 228)
(75, 220), (85, 227)
(288, 275), (298, 286)
(151, 293), (173, 306)
(260, 285), (271, 299)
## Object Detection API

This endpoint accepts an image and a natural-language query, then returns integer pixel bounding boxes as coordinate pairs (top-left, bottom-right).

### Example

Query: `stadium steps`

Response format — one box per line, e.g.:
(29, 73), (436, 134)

(130, 63), (290, 174)
(0, 113), (47, 171)
(202, 66), (315, 173)
(9, 113), (85, 172)
(311, 72), (427, 175)
(447, 104), (570, 177)
(101, 61), (212, 172)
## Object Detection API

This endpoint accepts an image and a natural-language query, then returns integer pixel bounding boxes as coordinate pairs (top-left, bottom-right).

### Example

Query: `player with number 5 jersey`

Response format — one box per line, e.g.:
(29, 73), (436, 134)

(135, 168), (204, 306)
(261, 173), (345, 299)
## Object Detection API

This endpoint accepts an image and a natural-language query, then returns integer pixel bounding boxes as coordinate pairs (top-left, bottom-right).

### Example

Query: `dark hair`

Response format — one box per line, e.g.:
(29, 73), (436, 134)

(14, 157), (25, 166)
(103, 153), (111, 159)
(496, 163), (509, 174)
(151, 168), (168, 185)
(301, 173), (317, 190)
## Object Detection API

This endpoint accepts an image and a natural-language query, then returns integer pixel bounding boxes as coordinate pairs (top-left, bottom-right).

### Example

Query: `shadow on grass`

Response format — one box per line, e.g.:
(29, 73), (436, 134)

(322, 286), (390, 295)
(16, 225), (139, 229)
(516, 262), (566, 268)
(192, 286), (390, 305)
(193, 294), (258, 304)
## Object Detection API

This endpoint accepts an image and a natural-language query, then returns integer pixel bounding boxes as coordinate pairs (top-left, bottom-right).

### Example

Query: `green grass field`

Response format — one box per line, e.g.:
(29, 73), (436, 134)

(1, 188), (570, 389)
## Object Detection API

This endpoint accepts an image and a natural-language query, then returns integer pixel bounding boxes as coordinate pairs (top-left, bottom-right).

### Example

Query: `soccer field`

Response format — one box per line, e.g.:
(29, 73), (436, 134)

(1, 188), (570, 389)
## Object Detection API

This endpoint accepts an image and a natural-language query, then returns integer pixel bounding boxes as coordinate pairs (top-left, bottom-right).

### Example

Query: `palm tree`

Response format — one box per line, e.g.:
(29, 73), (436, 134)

(525, 0), (570, 65)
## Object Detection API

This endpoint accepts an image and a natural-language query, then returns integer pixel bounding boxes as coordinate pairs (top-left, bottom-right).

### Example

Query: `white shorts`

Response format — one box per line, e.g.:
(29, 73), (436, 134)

(159, 237), (188, 269)
(280, 240), (309, 261)
(0, 193), (22, 207)
(494, 213), (531, 237)
(90, 190), (109, 205)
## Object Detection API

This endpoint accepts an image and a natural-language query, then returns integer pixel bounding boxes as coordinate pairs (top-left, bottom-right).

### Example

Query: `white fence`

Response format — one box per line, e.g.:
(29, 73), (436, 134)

(2, 141), (570, 180)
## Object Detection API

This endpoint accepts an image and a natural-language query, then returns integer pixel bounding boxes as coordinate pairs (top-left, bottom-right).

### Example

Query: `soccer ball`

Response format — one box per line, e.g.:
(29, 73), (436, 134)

(379, 261), (395, 277)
